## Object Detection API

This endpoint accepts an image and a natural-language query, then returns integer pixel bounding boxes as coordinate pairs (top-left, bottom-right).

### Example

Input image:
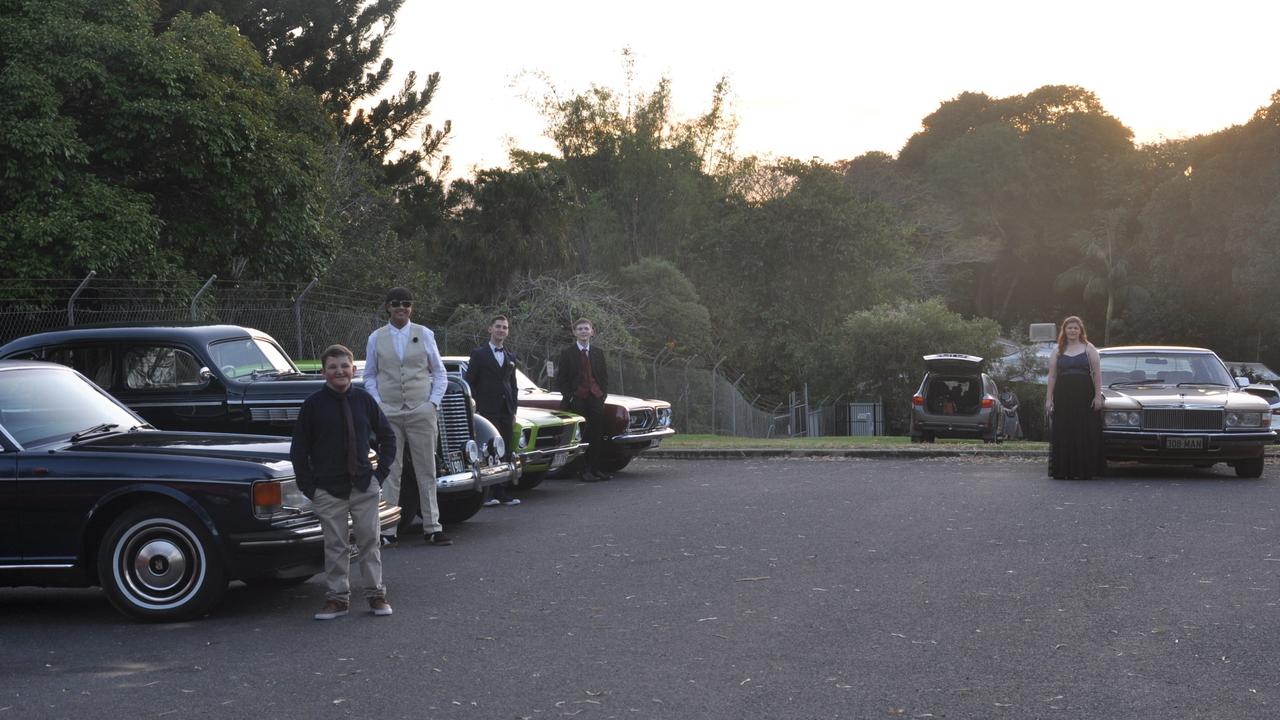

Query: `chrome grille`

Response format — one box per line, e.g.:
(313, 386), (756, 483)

(535, 426), (566, 450)
(249, 406), (300, 423)
(1144, 409), (1223, 431)
(439, 390), (472, 457)
(628, 409), (655, 431)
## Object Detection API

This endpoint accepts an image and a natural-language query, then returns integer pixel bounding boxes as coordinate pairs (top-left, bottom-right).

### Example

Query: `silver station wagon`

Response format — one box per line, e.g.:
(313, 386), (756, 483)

(910, 353), (1006, 443)
(1099, 346), (1275, 477)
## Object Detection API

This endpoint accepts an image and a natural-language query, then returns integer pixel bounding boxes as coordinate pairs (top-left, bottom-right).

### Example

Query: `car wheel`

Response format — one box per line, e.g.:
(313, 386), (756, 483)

(1234, 457), (1265, 479)
(97, 503), (226, 622)
(438, 491), (484, 524)
(598, 456), (633, 473)
(514, 470), (546, 491)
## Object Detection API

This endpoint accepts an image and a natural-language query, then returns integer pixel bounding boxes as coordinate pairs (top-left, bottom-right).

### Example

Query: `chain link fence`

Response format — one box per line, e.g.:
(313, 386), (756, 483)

(0, 276), (883, 438)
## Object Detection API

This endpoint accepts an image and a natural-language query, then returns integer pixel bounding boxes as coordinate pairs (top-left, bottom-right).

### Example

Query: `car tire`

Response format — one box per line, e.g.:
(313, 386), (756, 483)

(438, 491), (484, 525)
(514, 470), (546, 491)
(1234, 457), (1265, 479)
(921, 432), (936, 444)
(97, 503), (226, 622)
(598, 456), (633, 473)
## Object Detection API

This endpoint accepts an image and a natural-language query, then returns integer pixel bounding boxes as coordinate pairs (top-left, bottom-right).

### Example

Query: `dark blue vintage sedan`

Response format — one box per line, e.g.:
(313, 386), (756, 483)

(0, 360), (398, 621)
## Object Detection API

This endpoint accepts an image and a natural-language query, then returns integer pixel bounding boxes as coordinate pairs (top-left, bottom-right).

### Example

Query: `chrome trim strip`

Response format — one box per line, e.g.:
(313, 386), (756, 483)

(0, 563), (75, 570)
(125, 401), (226, 408)
(518, 443), (589, 461)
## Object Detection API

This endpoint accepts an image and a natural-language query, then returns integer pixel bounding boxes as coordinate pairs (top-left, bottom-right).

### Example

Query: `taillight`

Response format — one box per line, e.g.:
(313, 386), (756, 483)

(981, 397), (995, 409)
(253, 480), (284, 517)
(912, 395), (923, 406)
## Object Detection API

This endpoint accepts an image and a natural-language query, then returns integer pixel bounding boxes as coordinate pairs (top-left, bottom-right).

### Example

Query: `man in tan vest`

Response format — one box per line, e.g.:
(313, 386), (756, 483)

(363, 287), (452, 546)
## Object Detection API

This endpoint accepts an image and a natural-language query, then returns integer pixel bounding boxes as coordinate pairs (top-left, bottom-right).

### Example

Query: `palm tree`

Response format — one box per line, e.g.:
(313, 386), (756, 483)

(1055, 209), (1147, 345)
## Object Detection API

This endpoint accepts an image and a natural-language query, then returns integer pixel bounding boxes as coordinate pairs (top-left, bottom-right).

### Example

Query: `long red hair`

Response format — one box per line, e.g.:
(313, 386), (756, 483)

(1056, 316), (1089, 355)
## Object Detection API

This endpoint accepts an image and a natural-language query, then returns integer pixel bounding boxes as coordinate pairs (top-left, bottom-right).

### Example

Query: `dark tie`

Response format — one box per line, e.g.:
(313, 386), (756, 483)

(581, 348), (594, 384)
(339, 393), (359, 479)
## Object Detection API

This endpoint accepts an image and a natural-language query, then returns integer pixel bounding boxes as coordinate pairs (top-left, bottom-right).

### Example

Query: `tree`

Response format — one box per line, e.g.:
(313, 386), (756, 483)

(899, 86), (1136, 326)
(0, 0), (333, 281)
(689, 160), (909, 396)
(614, 258), (712, 358)
(825, 299), (1001, 433)
(445, 275), (640, 364)
(1055, 208), (1147, 345)
(521, 54), (735, 270)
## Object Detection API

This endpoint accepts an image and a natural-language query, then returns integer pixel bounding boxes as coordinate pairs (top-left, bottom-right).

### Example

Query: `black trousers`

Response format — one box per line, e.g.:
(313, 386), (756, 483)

(482, 410), (514, 499)
(569, 394), (606, 472)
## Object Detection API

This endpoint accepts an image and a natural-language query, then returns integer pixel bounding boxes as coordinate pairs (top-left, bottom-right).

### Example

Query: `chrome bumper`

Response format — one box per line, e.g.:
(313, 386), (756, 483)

(233, 501), (402, 547)
(518, 442), (589, 463)
(436, 461), (518, 493)
(609, 427), (676, 444)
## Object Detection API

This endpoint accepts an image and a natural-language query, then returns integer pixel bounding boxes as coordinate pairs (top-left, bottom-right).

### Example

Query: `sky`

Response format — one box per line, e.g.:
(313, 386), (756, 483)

(380, 0), (1280, 179)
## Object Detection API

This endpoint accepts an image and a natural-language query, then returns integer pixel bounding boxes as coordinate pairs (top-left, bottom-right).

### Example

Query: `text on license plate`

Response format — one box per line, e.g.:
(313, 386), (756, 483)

(549, 452), (568, 469)
(1164, 436), (1205, 450)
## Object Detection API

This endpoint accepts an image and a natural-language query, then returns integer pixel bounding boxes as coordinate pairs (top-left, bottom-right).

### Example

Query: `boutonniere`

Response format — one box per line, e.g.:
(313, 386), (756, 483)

(412, 336), (419, 343)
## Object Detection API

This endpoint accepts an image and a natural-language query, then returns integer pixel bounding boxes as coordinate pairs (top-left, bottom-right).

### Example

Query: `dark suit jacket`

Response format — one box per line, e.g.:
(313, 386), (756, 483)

(555, 343), (609, 409)
(465, 345), (519, 419)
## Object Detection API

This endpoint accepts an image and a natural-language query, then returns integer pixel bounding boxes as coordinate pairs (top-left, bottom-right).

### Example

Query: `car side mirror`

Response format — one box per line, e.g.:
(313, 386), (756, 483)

(1236, 377), (1250, 388)
(199, 366), (215, 383)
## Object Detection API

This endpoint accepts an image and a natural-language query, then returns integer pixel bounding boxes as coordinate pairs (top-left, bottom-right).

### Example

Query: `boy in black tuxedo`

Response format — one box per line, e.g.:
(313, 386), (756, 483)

(555, 317), (610, 482)
(465, 315), (521, 506)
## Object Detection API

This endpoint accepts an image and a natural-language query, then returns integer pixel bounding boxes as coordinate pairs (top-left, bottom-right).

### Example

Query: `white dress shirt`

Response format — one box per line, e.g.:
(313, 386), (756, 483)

(491, 343), (505, 366)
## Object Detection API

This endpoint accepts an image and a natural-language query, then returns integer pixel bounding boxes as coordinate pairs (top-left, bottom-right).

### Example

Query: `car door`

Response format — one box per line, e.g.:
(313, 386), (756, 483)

(117, 344), (229, 432)
(0, 431), (19, 564)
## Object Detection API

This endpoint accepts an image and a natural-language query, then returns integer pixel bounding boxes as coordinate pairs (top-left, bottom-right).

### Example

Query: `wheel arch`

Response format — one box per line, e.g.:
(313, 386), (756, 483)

(81, 486), (225, 585)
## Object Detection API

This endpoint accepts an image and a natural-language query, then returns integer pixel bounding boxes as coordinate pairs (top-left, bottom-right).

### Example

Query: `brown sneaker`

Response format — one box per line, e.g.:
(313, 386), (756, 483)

(424, 531), (453, 546)
(369, 597), (393, 616)
(314, 599), (349, 620)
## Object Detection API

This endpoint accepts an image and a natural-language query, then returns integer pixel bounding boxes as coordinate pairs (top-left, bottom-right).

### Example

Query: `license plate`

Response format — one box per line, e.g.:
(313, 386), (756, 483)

(549, 452), (568, 469)
(1164, 436), (1205, 450)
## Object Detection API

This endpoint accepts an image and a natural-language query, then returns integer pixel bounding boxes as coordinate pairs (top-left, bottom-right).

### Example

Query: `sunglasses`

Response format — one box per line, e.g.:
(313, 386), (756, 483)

(388, 300), (413, 309)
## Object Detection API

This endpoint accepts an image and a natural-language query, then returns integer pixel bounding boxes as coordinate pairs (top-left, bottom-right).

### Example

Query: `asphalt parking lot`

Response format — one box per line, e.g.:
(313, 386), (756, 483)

(3, 456), (1280, 719)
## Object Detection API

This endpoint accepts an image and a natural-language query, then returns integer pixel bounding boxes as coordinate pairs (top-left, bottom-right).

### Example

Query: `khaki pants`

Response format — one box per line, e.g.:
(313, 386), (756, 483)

(312, 484), (384, 603)
(380, 402), (441, 534)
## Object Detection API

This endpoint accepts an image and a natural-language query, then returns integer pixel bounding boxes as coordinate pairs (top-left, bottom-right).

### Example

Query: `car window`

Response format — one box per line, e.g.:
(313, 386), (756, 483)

(123, 346), (204, 389)
(208, 338), (295, 379)
(46, 345), (114, 389)
(0, 367), (141, 447)
(1100, 351), (1233, 386)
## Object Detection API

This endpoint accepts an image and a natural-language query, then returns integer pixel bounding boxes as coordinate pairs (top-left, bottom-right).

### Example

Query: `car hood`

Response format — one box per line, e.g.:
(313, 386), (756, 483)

(67, 431), (293, 464)
(1104, 385), (1268, 410)
(516, 406), (579, 425)
(521, 388), (664, 411)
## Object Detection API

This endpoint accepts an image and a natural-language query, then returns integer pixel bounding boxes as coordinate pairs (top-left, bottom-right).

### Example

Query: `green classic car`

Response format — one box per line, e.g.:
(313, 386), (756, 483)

(511, 406), (588, 489)
(441, 357), (588, 490)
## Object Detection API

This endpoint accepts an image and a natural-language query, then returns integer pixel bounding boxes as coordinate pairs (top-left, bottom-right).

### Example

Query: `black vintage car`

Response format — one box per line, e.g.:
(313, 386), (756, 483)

(0, 360), (400, 621)
(0, 325), (515, 524)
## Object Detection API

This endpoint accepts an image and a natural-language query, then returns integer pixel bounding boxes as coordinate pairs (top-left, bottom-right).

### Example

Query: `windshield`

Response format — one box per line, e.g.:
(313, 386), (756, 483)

(0, 367), (143, 447)
(208, 338), (297, 380)
(515, 369), (542, 392)
(1099, 351), (1235, 387)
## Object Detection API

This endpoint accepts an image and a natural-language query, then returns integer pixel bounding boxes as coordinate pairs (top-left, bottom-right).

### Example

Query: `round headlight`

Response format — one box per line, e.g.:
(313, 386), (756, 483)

(573, 424), (583, 442)
(518, 428), (531, 450)
(464, 439), (481, 465)
(490, 435), (506, 460)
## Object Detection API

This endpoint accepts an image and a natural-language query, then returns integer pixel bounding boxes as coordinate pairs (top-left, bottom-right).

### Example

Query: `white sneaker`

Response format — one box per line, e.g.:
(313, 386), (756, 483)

(482, 498), (500, 507)
(501, 498), (522, 506)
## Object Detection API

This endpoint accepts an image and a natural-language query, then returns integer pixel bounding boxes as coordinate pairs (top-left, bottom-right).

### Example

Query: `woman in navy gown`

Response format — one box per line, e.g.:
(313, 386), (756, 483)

(1046, 316), (1103, 479)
